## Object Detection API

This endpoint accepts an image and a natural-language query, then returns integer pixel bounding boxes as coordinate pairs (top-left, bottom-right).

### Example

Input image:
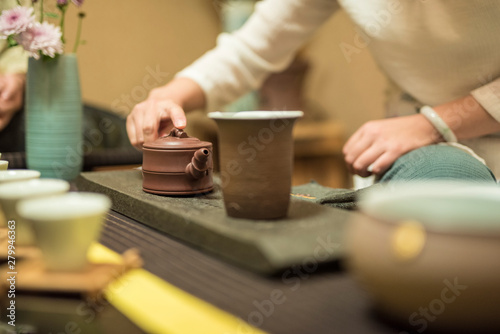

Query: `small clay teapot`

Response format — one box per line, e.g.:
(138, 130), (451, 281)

(142, 128), (214, 195)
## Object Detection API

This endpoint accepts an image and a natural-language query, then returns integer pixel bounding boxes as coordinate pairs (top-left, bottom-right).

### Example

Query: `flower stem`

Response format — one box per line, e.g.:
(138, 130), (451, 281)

(73, 12), (85, 53)
(40, 0), (44, 22)
(59, 6), (67, 44)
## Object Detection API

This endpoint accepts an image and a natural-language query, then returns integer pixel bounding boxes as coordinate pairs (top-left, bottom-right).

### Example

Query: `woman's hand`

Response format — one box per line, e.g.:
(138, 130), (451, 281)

(126, 92), (187, 148)
(343, 94), (500, 177)
(343, 114), (440, 177)
(126, 77), (205, 149)
(0, 73), (25, 131)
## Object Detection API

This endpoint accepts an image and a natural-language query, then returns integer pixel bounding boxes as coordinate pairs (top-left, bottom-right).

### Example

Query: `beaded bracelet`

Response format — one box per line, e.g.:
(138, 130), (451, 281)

(420, 106), (457, 143)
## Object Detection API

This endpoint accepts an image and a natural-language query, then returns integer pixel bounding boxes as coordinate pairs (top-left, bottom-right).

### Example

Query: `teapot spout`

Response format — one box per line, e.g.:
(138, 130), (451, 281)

(186, 148), (210, 180)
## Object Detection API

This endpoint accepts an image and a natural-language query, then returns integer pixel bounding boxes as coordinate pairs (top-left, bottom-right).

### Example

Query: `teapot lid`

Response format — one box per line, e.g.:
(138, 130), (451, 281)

(143, 128), (211, 150)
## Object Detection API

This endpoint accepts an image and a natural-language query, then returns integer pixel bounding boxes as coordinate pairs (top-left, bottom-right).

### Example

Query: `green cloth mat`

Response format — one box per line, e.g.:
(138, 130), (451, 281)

(292, 181), (381, 210)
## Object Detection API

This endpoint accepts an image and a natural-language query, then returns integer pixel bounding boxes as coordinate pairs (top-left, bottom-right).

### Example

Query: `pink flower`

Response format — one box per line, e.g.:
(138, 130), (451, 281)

(0, 6), (35, 38)
(72, 0), (85, 7)
(15, 22), (63, 59)
(57, 0), (68, 5)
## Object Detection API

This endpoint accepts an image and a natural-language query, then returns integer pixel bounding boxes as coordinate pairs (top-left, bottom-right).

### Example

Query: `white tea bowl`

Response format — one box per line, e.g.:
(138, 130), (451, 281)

(0, 179), (70, 245)
(347, 181), (500, 333)
(0, 170), (40, 184)
(17, 192), (111, 272)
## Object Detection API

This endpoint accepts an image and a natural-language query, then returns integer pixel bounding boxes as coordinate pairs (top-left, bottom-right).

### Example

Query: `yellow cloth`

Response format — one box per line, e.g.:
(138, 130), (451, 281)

(88, 243), (267, 334)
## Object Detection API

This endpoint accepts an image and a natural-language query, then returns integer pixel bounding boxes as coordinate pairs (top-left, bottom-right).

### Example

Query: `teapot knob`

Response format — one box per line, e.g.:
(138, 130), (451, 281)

(168, 128), (189, 138)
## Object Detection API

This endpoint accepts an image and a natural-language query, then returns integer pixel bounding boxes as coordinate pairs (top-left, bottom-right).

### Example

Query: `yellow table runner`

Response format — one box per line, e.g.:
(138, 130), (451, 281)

(88, 243), (266, 334)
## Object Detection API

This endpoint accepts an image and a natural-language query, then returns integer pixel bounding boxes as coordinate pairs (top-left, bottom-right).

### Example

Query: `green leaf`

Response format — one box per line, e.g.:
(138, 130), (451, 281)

(44, 12), (60, 19)
(7, 36), (18, 48)
(41, 53), (59, 62)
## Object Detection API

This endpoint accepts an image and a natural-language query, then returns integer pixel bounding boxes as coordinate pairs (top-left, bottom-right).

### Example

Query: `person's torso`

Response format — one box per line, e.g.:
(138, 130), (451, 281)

(338, 0), (500, 106)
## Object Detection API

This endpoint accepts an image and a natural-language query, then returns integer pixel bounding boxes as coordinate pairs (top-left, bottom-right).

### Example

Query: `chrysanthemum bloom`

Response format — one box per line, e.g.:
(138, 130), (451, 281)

(0, 6), (35, 38)
(16, 22), (64, 59)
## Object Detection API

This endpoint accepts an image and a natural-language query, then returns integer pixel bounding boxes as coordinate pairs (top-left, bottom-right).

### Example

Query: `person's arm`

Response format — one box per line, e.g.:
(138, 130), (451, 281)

(0, 44), (28, 132)
(0, 0), (30, 132)
(0, 72), (25, 131)
(343, 94), (500, 177)
(126, 0), (340, 148)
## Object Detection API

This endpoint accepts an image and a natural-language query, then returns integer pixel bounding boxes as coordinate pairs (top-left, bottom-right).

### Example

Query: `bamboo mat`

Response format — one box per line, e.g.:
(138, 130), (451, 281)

(100, 211), (404, 334)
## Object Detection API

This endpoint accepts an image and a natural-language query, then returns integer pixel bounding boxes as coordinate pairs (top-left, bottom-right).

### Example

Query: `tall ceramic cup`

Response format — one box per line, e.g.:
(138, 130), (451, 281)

(209, 111), (303, 219)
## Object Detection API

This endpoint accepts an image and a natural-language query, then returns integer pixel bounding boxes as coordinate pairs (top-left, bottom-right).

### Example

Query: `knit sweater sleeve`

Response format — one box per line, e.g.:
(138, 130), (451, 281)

(176, 0), (339, 112)
(0, 44), (28, 74)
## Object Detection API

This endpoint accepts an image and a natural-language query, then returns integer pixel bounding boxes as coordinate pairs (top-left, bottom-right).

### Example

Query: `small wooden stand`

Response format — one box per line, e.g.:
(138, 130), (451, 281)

(0, 248), (142, 299)
(0, 227), (41, 262)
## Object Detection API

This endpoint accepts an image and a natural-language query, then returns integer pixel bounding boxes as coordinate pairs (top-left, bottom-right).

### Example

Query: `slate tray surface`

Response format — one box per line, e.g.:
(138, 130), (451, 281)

(76, 170), (357, 274)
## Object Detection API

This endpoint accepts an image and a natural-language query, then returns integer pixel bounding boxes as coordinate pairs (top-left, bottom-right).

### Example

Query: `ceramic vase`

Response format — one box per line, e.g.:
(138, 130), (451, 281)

(25, 54), (83, 180)
(209, 111), (303, 219)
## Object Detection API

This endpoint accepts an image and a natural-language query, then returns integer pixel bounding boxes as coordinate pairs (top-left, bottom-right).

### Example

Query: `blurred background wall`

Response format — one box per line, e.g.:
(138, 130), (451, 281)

(64, 0), (386, 137)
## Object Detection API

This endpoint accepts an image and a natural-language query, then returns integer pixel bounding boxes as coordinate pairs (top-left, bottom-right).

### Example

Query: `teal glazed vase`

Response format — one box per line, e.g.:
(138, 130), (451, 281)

(25, 54), (83, 180)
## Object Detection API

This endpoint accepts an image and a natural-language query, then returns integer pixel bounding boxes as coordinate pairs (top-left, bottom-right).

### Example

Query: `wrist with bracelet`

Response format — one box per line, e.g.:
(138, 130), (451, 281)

(419, 105), (457, 143)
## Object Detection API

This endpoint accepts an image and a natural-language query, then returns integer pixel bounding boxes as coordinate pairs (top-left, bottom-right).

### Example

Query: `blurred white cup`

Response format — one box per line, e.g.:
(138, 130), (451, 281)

(17, 192), (111, 272)
(0, 170), (40, 184)
(0, 170), (41, 229)
(0, 179), (70, 245)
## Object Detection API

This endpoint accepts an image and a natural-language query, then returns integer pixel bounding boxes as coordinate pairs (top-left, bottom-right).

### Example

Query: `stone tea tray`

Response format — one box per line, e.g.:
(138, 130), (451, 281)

(76, 170), (356, 274)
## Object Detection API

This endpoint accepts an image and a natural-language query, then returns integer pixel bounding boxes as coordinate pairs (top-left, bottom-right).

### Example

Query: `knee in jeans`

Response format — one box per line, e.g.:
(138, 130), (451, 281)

(381, 145), (496, 182)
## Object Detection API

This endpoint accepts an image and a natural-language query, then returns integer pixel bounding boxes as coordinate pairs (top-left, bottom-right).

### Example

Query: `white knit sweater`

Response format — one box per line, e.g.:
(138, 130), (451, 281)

(177, 0), (500, 176)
